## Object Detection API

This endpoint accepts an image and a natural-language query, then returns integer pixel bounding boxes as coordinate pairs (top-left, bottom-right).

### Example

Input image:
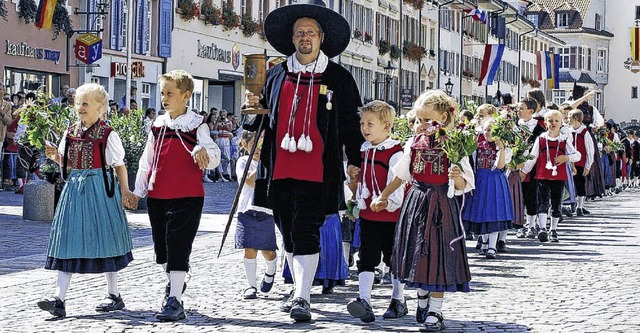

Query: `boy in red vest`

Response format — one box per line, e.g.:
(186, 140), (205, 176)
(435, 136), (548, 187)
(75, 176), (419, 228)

(346, 100), (406, 323)
(520, 110), (581, 243)
(568, 109), (594, 216)
(132, 69), (220, 321)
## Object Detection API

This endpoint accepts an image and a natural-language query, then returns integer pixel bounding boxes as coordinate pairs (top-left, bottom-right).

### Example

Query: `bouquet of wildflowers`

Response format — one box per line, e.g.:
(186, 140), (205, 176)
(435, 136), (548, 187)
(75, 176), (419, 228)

(17, 92), (75, 150)
(392, 114), (413, 144)
(507, 127), (534, 170)
(489, 112), (517, 145)
(436, 121), (477, 197)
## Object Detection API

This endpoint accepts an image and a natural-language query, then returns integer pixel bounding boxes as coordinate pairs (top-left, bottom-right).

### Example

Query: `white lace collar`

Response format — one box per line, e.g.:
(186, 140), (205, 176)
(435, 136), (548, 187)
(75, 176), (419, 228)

(571, 124), (586, 133)
(541, 132), (567, 142)
(360, 137), (401, 151)
(518, 117), (538, 129)
(154, 111), (203, 132)
(287, 51), (329, 74)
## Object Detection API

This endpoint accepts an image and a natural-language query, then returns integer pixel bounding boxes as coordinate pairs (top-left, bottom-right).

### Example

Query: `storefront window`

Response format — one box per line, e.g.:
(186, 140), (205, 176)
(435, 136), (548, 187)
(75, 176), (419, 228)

(3, 68), (61, 98)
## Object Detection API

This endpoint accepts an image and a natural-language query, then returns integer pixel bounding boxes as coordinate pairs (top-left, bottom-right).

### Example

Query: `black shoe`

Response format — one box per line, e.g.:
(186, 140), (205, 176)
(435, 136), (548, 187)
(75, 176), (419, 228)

(420, 312), (445, 332)
(280, 290), (295, 313)
(260, 273), (275, 293)
(550, 230), (559, 243)
(243, 287), (257, 299)
(515, 228), (526, 239)
(95, 293), (125, 312)
(496, 240), (507, 253)
(155, 296), (186, 322)
(382, 298), (408, 319)
(164, 282), (187, 301)
(486, 248), (497, 259)
(348, 254), (354, 267)
(416, 293), (430, 323)
(37, 297), (66, 317)
(576, 208), (584, 216)
(538, 229), (549, 243)
(465, 233), (473, 241)
(347, 297), (375, 323)
(289, 297), (312, 322)
(381, 272), (392, 285)
(581, 208), (591, 215)
(321, 285), (334, 294)
(525, 227), (537, 239)
(562, 206), (573, 217)
(374, 268), (383, 284)
(475, 238), (482, 250)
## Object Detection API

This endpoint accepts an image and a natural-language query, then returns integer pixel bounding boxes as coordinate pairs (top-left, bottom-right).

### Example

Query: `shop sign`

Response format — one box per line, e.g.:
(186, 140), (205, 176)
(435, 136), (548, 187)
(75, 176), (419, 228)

(5, 40), (62, 65)
(110, 61), (145, 78)
(75, 34), (103, 65)
(401, 88), (413, 108)
(197, 40), (231, 63)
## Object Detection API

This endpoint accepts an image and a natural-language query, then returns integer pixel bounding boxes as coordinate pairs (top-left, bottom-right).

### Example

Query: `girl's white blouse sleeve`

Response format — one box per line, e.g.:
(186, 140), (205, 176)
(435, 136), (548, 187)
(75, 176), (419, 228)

(393, 137), (414, 182)
(456, 156), (475, 195)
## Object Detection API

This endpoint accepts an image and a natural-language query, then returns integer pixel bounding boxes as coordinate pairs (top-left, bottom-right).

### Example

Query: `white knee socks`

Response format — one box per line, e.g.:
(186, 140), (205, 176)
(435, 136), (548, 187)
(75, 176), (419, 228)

(105, 272), (119, 296)
(425, 296), (443, 324)
(551, 217), (560, 231)
(538, 213), (548, 230)
(391, 278), (405, 302)
(243, 258), (257, 288)
(342, 242), (350, 266)
(417, 290), (430, 308)
(577, 196), (585, 209)
(358, 271), (375, 303)
(264, 257), (277, 284)
(169, 271), (187, 302)
(498, 230), (508, 242)
(526, 214), (536, 229)
(292, 253), (319, 303)
(55, 271), (73, 301)
(488, 232), (499, 250)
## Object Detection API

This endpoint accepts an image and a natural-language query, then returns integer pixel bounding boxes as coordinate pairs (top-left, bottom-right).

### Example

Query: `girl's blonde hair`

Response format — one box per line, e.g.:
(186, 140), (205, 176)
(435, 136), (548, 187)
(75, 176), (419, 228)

(476, 103), (498, 116)
(358, 100), (395, 125)
(75, 83), (109, 115)
(412, 90), (459, 126)
(544, 109), (563, 122)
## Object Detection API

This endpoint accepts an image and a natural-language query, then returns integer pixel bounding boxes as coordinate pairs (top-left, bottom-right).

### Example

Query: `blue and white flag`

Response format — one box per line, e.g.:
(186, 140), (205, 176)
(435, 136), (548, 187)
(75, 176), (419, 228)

(479, 44), (505, 86)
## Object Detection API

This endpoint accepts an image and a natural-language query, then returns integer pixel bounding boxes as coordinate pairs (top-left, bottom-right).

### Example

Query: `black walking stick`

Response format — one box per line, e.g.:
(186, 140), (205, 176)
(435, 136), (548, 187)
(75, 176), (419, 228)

(217, 114), (266, 258)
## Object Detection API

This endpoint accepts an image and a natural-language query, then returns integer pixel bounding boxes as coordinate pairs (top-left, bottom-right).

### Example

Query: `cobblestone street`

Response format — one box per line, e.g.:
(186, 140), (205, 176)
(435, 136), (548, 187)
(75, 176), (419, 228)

(1, 183), (639, 332)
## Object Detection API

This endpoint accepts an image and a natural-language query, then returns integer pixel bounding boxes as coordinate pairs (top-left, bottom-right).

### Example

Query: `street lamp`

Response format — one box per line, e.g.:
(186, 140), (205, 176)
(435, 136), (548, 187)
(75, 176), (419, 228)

(445, 78), (454, 96)
(384, 60), (396, 103)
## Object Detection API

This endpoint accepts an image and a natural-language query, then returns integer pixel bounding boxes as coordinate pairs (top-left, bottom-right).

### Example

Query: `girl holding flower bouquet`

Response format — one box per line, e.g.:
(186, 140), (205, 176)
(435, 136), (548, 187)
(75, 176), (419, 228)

(371, 90), (474, 332)
(463, 105), (513, 259)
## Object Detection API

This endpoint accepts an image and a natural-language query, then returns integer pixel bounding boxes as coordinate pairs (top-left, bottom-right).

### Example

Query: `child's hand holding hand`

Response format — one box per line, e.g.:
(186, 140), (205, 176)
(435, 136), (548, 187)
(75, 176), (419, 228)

(122, 191), (139, 210)
(370, 197), (388, 212)
(194, 148), (210, 170)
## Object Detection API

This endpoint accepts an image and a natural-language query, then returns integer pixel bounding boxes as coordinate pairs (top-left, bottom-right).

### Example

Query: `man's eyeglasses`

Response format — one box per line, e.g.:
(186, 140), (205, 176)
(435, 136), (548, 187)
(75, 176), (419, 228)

(294, 30), (322, 38)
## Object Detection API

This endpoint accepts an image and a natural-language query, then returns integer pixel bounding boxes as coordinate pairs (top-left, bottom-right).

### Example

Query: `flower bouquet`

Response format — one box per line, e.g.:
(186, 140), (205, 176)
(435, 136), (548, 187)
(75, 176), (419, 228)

(17, 92), (75, 150)
(436, 121), (477, 198)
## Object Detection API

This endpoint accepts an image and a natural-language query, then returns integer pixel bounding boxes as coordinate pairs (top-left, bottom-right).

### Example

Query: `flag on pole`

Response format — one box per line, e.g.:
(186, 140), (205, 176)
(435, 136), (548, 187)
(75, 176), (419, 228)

(536, 51), (553, 80)
(632, 27), (640, 61)
(465, 9), (488, 24)
(35, 0), (58, 29)
(547, 53), (560, 89)
(479, 44), (505, 86)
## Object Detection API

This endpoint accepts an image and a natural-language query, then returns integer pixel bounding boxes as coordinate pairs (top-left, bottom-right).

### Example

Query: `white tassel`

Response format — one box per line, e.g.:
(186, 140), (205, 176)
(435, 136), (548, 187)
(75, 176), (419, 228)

(281, 133), (290, 150)
(305, 136), (313, 152)
(297, 135), (307, 151)
(361, 185), (370, 199)
(288, 136), (298, 153)
(357, 198), (367, 210)
(148, 171), (157, 191)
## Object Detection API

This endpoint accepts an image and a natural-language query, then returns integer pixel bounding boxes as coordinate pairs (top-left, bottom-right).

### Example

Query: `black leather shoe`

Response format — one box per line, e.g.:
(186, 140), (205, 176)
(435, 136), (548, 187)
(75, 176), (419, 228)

(496, 240), (507, 253)
(164, 282), (187, 301)
(37, 297), (66, 317)
(156, 296), (186, 322)
(382, 298), (408, 319)
(416, 293), (430, 323)
(347, 297), (375, 323)
(576, 208), (584, 216)
(280, 290), (295, 312)
(321, 285), (334, 294)
(260, 273), (275, 292)
(95, 293), (125, 312)
(581, 208), (591, 214)
(289, 297), (312, 322)
(420, 312), (445, 332)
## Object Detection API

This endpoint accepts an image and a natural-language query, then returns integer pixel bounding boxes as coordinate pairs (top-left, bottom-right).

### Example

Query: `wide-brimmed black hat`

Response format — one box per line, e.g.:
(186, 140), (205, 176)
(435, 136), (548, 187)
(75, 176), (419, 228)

(263, 0), (350, 58)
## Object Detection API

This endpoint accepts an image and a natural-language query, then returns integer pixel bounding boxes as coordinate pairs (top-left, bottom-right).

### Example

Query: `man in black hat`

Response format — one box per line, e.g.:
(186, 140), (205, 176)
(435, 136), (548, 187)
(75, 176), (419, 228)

(244, 0), (363, 322)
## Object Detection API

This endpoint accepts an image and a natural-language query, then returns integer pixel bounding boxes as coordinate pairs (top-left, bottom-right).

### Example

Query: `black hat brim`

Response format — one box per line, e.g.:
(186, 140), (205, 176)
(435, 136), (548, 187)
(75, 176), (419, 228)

(264, 4), (350, 58)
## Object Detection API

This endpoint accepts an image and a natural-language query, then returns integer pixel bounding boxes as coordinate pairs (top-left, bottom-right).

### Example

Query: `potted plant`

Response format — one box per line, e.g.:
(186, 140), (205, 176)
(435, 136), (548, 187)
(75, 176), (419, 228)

(353, 28), (363, 40)
(241, 14), (259, 37)
(378, 39), (389, 55)
(52, 0), (73, 40)
(177, 0), (200, 21)
(200, 1), (220, 25)
(364, 31), (373, 44)
(221, 4), (240, 31)
(390, 44), (401, 59)
(18, 0), (37, 24)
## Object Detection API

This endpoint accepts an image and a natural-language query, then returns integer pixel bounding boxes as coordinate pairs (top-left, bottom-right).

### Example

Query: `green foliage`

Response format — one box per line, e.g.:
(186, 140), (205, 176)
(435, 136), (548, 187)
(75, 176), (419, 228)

(507, 128), (534, 169)
(17, 92), (76, 150)
(108, 108), (147, 173)
(390, 44), (401, 59)
(378, 39), (389, 55)
(463, 100), (478, 116)
(221, 4), (240, 31)
(436, 122), (478, 166)
(52, 0), (74, 40)
(241, 14), (259, 37)
(18, 0), (37, 24)
(392, 115), (412, 144)
(200, 1), (220, 24)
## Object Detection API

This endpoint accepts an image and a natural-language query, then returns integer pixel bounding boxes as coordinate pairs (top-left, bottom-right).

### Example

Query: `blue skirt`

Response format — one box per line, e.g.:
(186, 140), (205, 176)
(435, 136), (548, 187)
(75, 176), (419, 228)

(602, 153), (614, 188)
(352, 218), (361, 249)
(563, 163), (576, 204)
(45, 169), (133, 273)
(463, 168), (513, 232)
(235, 210), (277, 251)
(283, 214), (348, 288)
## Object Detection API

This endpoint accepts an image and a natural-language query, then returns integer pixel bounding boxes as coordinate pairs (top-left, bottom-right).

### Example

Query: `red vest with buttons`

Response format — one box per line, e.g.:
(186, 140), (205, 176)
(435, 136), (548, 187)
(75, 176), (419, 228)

(572, 127), (588, 167)
(65, 121), (112, 169)
(358, 143), (403, 222)
(476, 135), (498, 169)
(535, 136), (569, 180)
(410, 134), (450, 184)
(148, 125), (204, 199)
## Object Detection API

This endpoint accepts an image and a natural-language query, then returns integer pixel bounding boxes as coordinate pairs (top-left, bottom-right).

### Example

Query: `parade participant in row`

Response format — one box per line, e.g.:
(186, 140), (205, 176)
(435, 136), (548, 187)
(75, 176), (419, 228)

(39, 83), (136, 318)
(516, 97), (546, 239)
(464, 106), (513, 259)
(244, 0), (363, 322)
(527, 88), (549, 128)
(630, 131), (640, 187)
(568, 110), (595, 216)
(521, 110), (581, 243)
(373, 90), (474, 332)
(234, 131), (278, 300)
(132, 70), (220, 321)
(346, 100), (406, 323)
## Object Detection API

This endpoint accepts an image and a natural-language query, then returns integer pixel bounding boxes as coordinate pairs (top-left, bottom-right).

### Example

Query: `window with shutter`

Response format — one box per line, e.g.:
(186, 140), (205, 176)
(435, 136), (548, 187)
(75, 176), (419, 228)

(569, 46), (576, 69)
(110, 0), (123, 50)
(587, 48), (591, 71)
(158, 0), (173, 57)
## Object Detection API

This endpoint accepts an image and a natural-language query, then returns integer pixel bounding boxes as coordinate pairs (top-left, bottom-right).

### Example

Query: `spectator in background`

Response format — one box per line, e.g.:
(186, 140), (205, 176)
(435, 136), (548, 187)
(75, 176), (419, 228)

(130, 100), (138, 111)
(52, 84), (70, 104)
(119, 107), (130, 116)
(215, 109), (233, 182)
(62, 88), (76, 107)
(119, 86), (137, 109)
(205, 110), (222, 182)
(143, 108), (156, 135)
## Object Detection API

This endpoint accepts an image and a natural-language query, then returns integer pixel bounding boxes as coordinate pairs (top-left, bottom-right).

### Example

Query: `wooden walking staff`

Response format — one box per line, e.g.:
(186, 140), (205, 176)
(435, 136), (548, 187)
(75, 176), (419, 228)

(217, 53), (269, 258)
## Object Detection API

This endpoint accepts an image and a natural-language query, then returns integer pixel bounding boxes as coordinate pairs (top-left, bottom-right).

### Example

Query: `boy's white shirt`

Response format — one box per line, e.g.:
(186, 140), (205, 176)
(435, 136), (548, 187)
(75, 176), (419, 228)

(393, 136), (475, 195)
(359, 137), (404, 212)
(570, 124), (595, 170)
(134, 111), (221, 198)
(521, 132), (581, 175)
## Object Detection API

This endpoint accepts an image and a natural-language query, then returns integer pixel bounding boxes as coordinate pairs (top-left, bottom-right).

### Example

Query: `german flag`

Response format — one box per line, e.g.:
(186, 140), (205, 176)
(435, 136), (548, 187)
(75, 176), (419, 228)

(632, 27), (640, 61)
(35, 0), (58, 29)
